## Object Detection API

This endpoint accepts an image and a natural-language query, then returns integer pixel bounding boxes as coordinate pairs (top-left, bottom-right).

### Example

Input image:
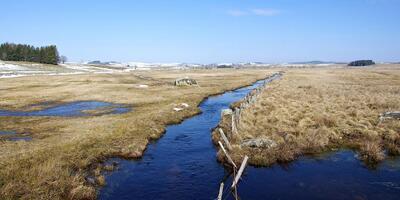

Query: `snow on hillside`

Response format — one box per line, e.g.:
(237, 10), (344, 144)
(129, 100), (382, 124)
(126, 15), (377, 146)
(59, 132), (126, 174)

(0, 61), (29, 71)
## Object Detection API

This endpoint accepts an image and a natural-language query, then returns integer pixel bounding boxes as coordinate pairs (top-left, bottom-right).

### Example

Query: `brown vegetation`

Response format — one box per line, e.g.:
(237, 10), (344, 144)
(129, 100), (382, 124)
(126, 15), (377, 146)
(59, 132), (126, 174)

(0, 69), (273, 199)
(213, 65), (400, 167)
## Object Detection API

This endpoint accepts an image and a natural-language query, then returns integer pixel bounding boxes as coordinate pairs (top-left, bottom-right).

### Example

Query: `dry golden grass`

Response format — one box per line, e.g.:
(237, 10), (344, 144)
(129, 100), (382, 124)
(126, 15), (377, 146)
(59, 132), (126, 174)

(214, 65), (400, 167)
(0, 69), (273, 200)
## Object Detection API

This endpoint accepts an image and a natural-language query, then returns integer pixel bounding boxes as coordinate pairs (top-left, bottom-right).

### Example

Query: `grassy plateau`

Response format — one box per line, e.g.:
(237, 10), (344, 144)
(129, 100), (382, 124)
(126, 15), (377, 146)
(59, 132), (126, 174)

(214, 65), (400, 167)
(0, 68), (273, 199)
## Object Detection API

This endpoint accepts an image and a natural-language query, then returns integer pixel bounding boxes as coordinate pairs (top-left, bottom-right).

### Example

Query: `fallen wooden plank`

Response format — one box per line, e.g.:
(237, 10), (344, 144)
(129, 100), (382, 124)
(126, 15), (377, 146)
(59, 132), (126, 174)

(231, 155), (249, 189)
(218, 141), (237, 168)
(219, 128), (232, 151)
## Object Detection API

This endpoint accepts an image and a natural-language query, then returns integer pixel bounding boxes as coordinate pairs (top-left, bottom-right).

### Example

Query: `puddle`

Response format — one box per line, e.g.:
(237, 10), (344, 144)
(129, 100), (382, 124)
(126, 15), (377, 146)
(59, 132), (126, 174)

(0, 101), (131, 117)
(7, 136), (32, 141)
(0, 130), (16, 135)
(99, 75), (400, 200)
(0, 130), (32, 141)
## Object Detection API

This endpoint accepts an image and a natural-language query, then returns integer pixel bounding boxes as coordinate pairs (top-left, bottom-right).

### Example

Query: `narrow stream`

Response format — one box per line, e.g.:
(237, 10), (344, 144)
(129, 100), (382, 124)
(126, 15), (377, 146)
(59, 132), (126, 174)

(99, 78), (400, 200)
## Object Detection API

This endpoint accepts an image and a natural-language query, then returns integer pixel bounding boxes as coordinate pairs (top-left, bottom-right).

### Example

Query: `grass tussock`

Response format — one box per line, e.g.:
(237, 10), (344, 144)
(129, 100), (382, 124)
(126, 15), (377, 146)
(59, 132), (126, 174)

(213, 65), (400, 167)
(0, 69), (274, 199)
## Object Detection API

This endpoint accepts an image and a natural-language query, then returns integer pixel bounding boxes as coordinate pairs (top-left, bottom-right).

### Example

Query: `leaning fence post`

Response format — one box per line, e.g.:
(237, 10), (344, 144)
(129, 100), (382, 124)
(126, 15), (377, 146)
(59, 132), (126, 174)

(231, 156), (249, 189)
(231, 113), (238, 135)
(219, 128), (232, 150)
(218, 141), (237, 168)
(217, 182), (224, 200)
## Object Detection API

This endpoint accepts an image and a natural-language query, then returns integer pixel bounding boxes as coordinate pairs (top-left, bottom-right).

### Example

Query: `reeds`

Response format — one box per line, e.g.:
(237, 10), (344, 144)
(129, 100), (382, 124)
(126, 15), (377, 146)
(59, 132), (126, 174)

(214, 66), (400, 167)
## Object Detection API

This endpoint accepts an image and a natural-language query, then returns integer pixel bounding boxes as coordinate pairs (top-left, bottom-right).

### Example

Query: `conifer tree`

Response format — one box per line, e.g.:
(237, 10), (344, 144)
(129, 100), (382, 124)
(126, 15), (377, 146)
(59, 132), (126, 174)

(0, 42), (60, 65)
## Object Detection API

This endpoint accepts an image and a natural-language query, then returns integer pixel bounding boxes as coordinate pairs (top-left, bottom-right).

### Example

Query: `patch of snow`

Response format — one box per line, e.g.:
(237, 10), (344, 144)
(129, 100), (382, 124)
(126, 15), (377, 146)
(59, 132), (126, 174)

(60, 64), (98, 72)
(217, 63), (233, 66)
(181, 103), (189, 108)
(123, 68), (136, 72)
(17, 70), (53, 74)
(45, 72), (85, 76)
(0, 74), (27, 79)
(136, 84), (149, 88)
(173, 107), (183, 112)
(0, 63), (29, 71)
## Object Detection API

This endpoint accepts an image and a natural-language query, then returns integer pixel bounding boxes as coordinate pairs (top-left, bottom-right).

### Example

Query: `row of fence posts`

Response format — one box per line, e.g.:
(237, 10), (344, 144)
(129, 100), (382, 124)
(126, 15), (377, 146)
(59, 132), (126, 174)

(232, 72), (282, 135)
(216, 72), (283, 200)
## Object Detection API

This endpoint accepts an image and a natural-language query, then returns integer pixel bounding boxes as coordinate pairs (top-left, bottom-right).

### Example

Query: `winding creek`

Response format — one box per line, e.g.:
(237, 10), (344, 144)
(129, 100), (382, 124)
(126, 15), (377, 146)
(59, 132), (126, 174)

(96, 77), (400, 200)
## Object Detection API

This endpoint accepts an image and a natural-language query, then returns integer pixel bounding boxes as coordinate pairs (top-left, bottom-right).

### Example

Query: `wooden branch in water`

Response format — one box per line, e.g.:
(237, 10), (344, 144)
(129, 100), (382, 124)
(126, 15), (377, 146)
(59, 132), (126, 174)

(231, 155), (249, 189)
(217, 182), (224, 200)
(219, 128), (232, 150)
(218, 141), (237, 168)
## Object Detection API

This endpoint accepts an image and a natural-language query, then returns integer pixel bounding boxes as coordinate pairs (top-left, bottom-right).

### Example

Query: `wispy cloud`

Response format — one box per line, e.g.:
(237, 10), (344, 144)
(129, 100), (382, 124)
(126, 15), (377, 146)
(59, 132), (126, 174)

(226, 10), (248, 16)
(227, 8), (281, 17)
(251, 8), (281, 16)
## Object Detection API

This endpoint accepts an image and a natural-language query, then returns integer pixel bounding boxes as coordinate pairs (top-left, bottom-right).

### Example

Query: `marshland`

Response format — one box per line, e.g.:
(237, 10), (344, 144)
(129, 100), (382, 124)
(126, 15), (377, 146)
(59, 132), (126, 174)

(214, 65), (400, 167)
(2, 1), (400, 199)
(0, 63), (276, 199)
(1, 62), (399, 200)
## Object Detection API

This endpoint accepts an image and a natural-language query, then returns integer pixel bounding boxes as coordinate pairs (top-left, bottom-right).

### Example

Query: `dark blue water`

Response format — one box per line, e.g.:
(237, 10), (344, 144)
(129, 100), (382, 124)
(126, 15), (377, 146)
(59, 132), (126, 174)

(0, 130), (32, 141)
(0, 101), (131, 117)
(0, 131), (16, 135)
(99, 78), (400, 200)
(242, 151), (400, 200)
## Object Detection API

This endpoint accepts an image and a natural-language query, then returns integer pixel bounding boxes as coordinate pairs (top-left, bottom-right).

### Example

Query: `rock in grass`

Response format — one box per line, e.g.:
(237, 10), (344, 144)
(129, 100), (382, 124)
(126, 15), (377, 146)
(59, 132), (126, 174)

(173, 107), (183, 112)
(174, 77), (198, 86)
(120, 150), (143, 159)
(380, 111), (400, 121)
(181, 103), (189, 107)
(85, 177), (96, 185)
(221, 109), (233, 116)
(241, 138), (277, 149)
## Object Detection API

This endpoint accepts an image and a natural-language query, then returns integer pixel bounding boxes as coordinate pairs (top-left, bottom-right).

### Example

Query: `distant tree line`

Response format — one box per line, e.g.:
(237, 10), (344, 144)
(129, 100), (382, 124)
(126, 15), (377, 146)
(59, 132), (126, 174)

(0, 43), (62, 65)
(348, 60), (375, 66)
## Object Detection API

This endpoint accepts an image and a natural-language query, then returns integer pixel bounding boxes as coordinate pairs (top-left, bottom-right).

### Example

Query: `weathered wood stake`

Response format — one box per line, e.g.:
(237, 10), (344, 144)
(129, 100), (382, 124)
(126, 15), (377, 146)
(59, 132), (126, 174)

(231, 155), (249, 189)
(231, 114), (238, 135)
(218, 128), (232, 150)
(217, 182), (224, 200)
(218, 141), (237, 168)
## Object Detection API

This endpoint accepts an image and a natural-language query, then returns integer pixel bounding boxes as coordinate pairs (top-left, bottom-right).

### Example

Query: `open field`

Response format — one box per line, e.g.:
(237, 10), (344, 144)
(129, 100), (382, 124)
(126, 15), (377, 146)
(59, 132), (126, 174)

(214, 65), (400, 167)
(0, 68), (273, 199)
(0, 60), (133, 79)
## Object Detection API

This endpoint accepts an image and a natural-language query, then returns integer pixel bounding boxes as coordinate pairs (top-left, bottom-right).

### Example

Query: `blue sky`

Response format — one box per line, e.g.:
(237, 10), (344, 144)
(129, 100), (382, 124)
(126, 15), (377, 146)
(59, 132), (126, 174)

(1, 0), (399, 63)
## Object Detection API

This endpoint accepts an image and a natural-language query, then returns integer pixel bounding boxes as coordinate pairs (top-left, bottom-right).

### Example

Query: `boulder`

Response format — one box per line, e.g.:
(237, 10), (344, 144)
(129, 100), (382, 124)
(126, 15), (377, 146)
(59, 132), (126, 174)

(221, 109), (233, 116)
(181, 103), (189, 108)
(174, 77), (198, 86)
(173, 107), (183, 112)
(241, 138), (277, 149)
(380, 111), (400, 122)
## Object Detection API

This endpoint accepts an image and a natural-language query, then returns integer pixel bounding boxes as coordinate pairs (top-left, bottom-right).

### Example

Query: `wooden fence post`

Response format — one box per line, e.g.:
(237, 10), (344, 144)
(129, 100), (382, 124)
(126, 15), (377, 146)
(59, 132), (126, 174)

(231, 156), (249, 189)
(218, 141), (237, 169)
(231, 114), (238, 135)
(217, 182), (224, 200)
(219, 128), (232, 150)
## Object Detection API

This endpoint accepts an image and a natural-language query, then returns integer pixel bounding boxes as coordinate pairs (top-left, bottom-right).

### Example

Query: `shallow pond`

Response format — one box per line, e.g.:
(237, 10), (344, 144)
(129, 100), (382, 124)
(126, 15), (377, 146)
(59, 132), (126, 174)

(0, 130), (32, 141)
(0, 101), (131, 117)
(99, 76), (400, 200)
(0, 130), (16, 135)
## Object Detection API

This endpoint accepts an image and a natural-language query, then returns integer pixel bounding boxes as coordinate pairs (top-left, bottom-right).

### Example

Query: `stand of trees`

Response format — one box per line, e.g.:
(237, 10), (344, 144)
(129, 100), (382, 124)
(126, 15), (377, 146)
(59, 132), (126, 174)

(0, 43), (60, 65)
(348, 60), (375, 66)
